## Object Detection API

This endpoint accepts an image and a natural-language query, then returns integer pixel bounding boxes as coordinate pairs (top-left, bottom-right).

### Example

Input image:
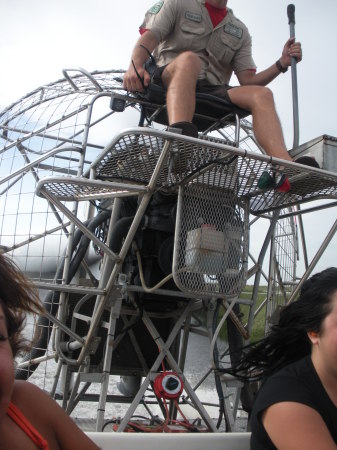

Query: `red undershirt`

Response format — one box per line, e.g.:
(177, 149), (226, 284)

(140, 2), (227, 34)
(204, 2), (227, 27)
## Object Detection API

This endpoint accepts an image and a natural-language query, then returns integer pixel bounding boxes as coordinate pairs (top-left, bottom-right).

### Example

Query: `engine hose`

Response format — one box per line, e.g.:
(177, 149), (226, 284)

(108, 216), (144, 253)
(212, 299), (226, 430)
(16, 210), (111, 379)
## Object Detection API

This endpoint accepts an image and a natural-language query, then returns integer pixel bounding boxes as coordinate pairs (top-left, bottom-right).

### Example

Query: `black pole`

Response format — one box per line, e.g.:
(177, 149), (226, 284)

(287, 4), (300, 148)
(287, 5), (310, 268)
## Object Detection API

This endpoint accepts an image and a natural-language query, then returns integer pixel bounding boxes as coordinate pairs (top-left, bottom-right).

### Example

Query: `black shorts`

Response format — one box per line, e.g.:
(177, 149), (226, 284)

(152, 65), (234, 103)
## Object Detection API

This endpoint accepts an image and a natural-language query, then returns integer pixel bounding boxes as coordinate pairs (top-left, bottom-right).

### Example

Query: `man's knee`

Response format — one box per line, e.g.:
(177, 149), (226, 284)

(164, 51), (201, 80)
(228, 85), (276, 112)
(251, 86), (275, 107)
(177, 51), (202, 70)
(243, 86), (275, 111)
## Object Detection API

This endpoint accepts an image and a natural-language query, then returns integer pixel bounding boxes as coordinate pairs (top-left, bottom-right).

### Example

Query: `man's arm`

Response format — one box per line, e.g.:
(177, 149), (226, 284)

(123, 30), (159, 92)
(237, 37), (302, 86)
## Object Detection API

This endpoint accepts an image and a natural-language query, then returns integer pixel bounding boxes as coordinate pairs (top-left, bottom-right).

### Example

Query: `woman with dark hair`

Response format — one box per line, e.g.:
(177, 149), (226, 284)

(0, 252), (99, 450)
(227, 267), (337, 449)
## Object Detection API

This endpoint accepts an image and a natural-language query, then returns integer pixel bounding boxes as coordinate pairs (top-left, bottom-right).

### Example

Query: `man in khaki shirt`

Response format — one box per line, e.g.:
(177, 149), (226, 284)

(124, 0), (315, 191)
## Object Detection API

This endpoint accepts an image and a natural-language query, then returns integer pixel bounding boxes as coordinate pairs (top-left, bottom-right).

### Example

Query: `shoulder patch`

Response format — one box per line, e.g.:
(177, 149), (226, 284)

(185, 11), (202, 23)
(148, 1), (164, 14)
(223, 23), (243, 39)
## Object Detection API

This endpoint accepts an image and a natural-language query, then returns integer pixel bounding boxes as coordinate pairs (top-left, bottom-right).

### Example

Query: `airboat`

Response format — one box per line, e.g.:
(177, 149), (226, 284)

(1, 7), (337, 450)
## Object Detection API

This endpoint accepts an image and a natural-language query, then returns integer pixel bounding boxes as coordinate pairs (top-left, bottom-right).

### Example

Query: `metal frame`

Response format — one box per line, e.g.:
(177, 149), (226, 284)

(1, 69), (336, 432)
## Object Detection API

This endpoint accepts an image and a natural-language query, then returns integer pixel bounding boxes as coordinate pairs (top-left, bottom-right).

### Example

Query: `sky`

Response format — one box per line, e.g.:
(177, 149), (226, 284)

(0, 0), (336, 278)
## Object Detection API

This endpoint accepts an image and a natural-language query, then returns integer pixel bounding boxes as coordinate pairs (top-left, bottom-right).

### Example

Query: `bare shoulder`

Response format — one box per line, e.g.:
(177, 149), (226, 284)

(12, 381), (99, 450)
(262, 402), (337, 450)
(13, 379), (63, 418)
(12, 380), (51, 407)
(12, 380), (64, 431)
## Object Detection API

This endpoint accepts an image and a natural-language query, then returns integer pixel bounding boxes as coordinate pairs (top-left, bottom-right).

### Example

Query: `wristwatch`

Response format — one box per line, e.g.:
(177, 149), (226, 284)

(276, 59), (288, 73)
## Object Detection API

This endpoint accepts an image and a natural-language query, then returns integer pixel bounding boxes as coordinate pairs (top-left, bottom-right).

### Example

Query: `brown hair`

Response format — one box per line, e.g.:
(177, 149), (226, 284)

(0, 252), (44, 357)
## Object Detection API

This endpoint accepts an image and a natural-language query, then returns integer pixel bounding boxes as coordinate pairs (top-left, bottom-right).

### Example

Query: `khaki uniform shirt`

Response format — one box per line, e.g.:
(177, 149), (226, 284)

(141, 0), (256, 85)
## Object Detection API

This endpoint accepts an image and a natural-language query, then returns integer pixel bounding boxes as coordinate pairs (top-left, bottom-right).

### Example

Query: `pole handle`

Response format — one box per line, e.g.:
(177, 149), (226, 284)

(287, 4), (295, 25)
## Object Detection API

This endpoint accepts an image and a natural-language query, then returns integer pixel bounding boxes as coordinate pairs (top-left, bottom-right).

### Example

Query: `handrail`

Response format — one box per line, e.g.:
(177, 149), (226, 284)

(0, 146), (82, 186)
(62, 67), (104, 92)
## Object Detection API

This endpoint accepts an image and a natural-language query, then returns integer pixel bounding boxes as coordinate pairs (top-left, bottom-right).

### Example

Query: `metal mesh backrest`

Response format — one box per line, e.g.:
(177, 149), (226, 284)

(173, 168), (249, 298)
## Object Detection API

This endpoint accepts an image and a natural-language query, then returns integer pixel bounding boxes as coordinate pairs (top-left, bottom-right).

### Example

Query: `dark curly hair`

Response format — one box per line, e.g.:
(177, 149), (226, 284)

(0, 252), (44, 357)
(225, 267), (337, 381)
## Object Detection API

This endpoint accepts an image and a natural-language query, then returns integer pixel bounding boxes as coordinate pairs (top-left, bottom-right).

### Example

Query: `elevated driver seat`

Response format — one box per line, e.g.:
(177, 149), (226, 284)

(139, 81), (250, 132)
(110, 76), (250, 135)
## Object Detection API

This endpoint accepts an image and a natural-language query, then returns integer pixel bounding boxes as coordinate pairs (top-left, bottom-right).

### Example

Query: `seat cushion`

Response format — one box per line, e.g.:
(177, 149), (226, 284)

(140, 82), (249, 131)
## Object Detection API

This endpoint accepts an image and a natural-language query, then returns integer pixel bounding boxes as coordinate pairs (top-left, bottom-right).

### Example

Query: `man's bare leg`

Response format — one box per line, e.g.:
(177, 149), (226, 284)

(161, 51), (202, 125)
(228, 85), (292, 162)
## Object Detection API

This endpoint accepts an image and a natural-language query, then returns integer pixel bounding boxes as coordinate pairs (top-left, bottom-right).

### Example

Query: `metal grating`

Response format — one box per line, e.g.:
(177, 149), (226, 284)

(37, 177), (145, 202)
(95, 133), (166, 184)
(94, 131), (238, 187)
(249, 170), (337, 214)
(90, 130), (337, 215)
